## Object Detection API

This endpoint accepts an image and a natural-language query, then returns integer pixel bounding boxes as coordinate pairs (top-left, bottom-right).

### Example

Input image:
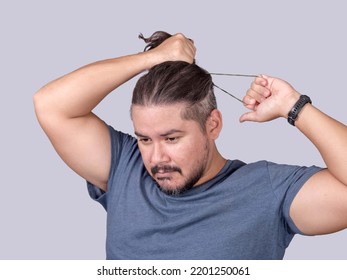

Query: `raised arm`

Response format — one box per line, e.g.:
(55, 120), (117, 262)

(241, 76), (347, 235)
(33, 33), (196, 191)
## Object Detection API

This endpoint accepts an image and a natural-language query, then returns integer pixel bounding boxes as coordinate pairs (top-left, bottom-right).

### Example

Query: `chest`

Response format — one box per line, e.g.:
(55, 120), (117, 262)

(105, 187), (281, 259)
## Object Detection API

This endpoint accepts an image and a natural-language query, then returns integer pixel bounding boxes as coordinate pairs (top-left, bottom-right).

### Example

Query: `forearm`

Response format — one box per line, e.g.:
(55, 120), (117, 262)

(242, 75), (347, 184)
(34, 52), (152, 119)
(34, 33), (196, 120)
(295, 104), (347, 185)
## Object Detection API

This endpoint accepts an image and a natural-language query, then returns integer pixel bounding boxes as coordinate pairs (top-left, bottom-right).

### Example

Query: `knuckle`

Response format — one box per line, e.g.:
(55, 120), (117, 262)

(174, 32), (185, 39)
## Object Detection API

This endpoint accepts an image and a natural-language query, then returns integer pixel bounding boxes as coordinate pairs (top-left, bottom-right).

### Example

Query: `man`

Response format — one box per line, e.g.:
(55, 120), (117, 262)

(34, 31), (347, 259)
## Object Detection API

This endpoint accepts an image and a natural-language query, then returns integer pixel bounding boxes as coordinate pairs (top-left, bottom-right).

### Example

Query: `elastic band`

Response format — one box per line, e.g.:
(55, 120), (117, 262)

(212, 83), (245, 104)
(209, 73), (258, 78)
(210, 73), (258, 104)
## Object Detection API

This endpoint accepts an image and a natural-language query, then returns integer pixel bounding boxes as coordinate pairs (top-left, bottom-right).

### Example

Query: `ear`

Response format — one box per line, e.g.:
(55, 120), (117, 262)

(206, 109), (223, 140)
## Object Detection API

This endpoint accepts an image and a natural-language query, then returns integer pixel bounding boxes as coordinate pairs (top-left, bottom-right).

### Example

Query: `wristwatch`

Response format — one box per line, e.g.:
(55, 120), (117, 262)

(287, 95), (312, 126)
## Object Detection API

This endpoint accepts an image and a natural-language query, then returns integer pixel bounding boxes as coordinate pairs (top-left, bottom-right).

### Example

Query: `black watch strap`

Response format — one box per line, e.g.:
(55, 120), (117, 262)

(287, 95), (312, 126)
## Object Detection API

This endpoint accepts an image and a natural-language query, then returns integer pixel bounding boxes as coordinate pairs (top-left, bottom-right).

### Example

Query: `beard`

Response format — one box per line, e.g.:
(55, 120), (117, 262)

(151, 141), (210, 196)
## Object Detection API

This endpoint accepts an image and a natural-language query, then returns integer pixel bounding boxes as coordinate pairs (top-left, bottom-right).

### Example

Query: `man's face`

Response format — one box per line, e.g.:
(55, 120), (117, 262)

(132, 104), (213, 196)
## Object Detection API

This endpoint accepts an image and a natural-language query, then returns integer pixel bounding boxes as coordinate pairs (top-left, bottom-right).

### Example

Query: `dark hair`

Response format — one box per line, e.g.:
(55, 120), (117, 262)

(132, 31), (217, 132)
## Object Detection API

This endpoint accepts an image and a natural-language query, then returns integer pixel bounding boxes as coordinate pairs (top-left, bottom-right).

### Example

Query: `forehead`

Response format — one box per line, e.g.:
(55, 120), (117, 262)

(132, 103), (183, 118)
(131, 104), (198, 134)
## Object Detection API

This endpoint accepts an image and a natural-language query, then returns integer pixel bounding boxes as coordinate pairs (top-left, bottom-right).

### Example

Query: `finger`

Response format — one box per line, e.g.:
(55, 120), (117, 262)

(184, 45), (196, 63)
(187, 42), (196, 56)
(260, 74), (276, 91)
(174, 32), (194, 47)
(245, 88), (267, 104)
(174, 32), (187, 40)
(171, 33), (196, 63)
(177, 34), (196, 59)
(242, 95), (257, 110)
(186, 38), (196, 54)
(250, 82), (271, 98)
(254, 76), (268, 87)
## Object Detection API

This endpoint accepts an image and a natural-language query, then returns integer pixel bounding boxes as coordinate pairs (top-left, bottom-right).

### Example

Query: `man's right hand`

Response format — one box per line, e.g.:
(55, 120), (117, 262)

(145, 33), (196, 69)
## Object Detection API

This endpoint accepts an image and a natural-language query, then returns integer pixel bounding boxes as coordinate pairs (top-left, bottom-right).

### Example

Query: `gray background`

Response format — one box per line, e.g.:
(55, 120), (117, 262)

(1, 0), (346, 259)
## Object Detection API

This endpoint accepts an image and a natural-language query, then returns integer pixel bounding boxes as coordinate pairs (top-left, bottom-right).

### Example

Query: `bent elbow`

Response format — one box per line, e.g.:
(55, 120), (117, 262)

(33, 88), (47, 122)
(33, 86), (58, 129)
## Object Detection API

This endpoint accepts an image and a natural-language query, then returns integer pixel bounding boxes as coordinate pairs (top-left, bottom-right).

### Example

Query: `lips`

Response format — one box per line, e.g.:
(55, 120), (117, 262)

(156, 171), (174, 179)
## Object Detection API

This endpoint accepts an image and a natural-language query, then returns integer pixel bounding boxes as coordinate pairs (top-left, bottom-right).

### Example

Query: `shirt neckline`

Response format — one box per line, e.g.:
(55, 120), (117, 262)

(159, 159), (239, 199)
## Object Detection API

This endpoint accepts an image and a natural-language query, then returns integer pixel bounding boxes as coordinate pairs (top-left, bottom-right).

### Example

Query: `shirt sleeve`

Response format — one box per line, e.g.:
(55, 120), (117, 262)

(266, 162), (323, 235)
(86, 125), (138, 210)
(87, 181), (107, 209)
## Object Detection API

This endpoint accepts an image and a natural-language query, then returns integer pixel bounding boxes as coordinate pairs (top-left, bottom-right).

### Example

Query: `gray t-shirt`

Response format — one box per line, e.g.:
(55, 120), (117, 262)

(88, 126), (322, 259)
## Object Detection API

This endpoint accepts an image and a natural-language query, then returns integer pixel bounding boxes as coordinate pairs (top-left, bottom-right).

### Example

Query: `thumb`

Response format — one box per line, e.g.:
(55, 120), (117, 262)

(239, 111), (259, 123)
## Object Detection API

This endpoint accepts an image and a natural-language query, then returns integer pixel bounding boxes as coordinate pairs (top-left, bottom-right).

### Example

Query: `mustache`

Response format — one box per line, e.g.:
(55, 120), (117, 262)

(151, 165), (182, 175)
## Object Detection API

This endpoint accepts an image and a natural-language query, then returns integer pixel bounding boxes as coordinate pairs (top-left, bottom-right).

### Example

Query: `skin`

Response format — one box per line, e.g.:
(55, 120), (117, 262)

(34, 32), (347, 236)
(242, 76), (347, 235)
(33, 33), (196, 191)
(132, 104), (226, 195)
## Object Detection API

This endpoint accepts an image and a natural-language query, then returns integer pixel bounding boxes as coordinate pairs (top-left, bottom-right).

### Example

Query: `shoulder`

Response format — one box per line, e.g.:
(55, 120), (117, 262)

(233, 160), (270, 178)
(108, 125), (137, 146)
(238, 160), (321, 181)
(232, 160), (321, 196)
(107, 125), (138, 159)
(106, 125), (144, 185)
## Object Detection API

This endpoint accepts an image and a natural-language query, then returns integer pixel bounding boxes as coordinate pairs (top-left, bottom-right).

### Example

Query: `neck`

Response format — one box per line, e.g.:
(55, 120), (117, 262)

(194, 145), (227, 186)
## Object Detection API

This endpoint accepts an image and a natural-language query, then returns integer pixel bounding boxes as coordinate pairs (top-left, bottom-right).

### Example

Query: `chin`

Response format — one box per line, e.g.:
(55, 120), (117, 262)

(156, 180), (194, 196)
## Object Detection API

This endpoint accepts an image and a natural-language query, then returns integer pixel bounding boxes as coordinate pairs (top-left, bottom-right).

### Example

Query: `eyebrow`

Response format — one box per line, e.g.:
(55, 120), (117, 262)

(134, 129), (185, 138)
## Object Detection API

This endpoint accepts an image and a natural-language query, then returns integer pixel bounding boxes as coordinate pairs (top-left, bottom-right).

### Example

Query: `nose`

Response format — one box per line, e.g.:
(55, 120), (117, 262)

(151, 143), (170, 165)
